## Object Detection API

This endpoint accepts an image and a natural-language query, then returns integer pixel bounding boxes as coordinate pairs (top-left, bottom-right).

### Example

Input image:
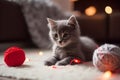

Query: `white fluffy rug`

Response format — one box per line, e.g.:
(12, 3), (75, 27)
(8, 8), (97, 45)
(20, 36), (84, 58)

(0, 49), (120, 80)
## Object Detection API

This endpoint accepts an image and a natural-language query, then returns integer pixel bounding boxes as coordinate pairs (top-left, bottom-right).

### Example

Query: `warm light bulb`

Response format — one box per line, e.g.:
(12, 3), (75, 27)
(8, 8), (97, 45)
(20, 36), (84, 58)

(105, 6), (112, 14)
(70, 59), (81, 64)
(103, 71), (112, 79)
(73, 59), (81, 63)
(85, 6), (97, 16)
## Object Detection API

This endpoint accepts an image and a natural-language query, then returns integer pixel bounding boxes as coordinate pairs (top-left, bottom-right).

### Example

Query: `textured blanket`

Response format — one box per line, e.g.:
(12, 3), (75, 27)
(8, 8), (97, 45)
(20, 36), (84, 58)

(0, 49), (120, 80)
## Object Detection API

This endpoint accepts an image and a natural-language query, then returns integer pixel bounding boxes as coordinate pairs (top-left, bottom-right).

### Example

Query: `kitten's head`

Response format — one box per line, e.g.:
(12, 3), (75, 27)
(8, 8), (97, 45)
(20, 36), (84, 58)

(47, 15), (80, 47)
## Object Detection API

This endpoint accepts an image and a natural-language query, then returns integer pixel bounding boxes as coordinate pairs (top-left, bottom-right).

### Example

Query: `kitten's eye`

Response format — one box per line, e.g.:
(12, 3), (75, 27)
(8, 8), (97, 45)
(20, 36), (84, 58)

(54, 34), (58, 39)
(63, 33), (69, 39)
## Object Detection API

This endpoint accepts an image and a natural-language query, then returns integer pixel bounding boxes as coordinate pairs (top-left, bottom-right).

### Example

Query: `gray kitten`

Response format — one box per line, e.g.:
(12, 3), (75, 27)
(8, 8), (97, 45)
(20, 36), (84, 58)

(45, 15), (98, 66)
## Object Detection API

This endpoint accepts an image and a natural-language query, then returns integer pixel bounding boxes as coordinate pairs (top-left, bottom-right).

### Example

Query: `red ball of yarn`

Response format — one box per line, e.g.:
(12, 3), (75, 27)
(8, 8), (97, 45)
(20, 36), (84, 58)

(4, 47), (26, 67)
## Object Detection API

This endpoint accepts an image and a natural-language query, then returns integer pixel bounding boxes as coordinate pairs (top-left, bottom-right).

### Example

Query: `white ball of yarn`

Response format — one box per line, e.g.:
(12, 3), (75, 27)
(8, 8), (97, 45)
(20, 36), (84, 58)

(93, 44), (120, 72)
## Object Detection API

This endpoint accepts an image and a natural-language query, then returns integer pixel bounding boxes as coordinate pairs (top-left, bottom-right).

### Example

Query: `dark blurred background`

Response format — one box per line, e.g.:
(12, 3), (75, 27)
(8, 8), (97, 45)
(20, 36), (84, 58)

(74, 0), (120, 14)
(0, 0), (120, 51)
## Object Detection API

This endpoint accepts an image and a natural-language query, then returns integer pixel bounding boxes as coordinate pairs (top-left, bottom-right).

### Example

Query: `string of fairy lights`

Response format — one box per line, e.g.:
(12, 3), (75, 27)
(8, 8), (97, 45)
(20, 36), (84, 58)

(85, 6), (112, 16)
(70, 0), (113, 16)
(24, 50), (112, 80)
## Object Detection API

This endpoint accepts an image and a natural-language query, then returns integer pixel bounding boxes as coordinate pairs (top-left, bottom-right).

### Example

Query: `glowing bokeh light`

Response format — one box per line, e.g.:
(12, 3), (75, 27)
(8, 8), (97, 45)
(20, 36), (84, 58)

(52, 65), (57, 69)
(39, 51), (43, 56)
(85, 6), (97, 16)
(70, 58), (81, 64)
(103, 71), (112, 79)
(105, 6), (112, 14)
(73, 59), (81, 63)
(25, 58), (30, 62)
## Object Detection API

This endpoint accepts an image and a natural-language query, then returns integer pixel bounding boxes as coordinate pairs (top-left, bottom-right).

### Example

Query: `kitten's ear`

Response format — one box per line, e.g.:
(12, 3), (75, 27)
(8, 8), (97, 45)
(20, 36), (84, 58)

(67, 15), (77, 25)
(47, 18), (56, 27)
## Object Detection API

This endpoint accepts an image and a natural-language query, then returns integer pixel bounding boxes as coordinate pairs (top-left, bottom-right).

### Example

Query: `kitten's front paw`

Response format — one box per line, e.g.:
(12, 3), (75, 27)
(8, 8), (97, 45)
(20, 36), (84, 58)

(55, 62), (69, 66)
(44, 61), (54, 66)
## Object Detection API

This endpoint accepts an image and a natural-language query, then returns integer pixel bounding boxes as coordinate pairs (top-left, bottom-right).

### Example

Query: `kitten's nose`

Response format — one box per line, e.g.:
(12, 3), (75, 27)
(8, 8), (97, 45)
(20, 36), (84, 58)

(59, 40), (62, 44)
